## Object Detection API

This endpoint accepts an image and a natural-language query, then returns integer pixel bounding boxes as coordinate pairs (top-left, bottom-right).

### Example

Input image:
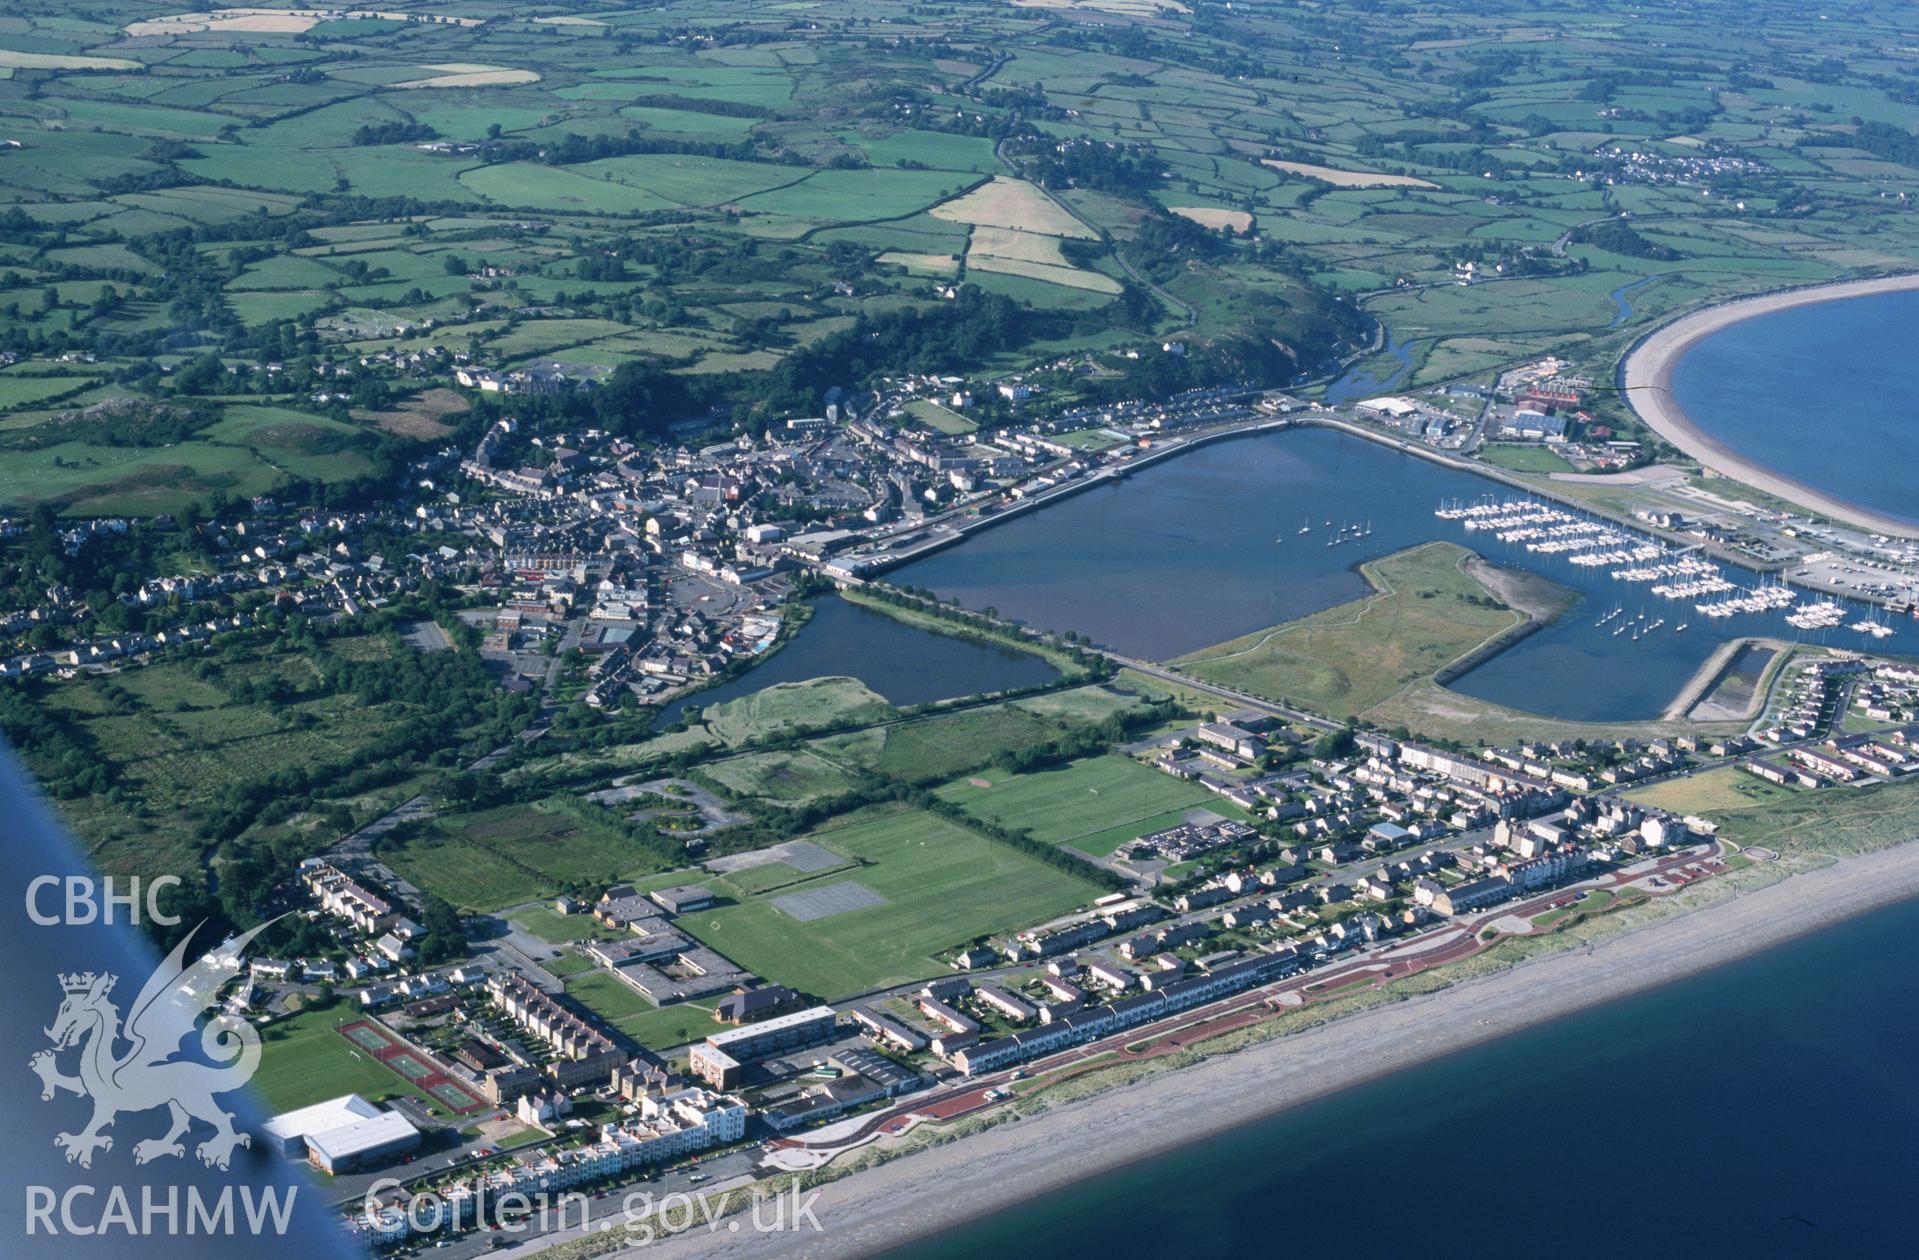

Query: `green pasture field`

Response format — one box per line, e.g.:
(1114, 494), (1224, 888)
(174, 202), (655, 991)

(700, 748), (860, 804)
(0, 398), (377, 515)
(1010, 684), (1154, 727)
(681, 805), (1102, 998)
(849, 704), (1065, 783)
(3, 0), (1914, 429)
(693, 677), (896, 746)
(380, 800), (668, 912)
(1175, 542), (1530, 720)
(16, 631), (459, 881)
(0, 370), (101, 411)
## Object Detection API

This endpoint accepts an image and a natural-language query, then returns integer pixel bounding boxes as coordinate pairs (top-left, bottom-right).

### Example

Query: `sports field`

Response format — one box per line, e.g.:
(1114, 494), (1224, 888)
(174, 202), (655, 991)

(563, 970), (718, 1050)
(253, 1005), (457, 1118)
(935, 754), (1248, 856)
(681, 806), (1102, 997)
(337, 1019), (486, 1113)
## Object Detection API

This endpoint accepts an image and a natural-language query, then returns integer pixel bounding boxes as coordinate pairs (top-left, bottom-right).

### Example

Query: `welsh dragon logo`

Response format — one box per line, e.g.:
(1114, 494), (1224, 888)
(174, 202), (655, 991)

(28, 919), (275, 1170)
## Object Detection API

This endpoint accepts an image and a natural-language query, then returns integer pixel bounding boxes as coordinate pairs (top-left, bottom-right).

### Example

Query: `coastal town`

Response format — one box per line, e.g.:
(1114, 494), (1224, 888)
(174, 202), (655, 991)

(3, 338), (1907, 1254)
(4, 1), (1919, 1255)
(5, 345), (1916, 696)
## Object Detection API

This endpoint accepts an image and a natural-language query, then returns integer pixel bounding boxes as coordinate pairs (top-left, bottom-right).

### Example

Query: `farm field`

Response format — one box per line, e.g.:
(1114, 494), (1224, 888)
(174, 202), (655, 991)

(1174, 542), (1532, 721)
(681, 805), (1103, 998)
(7, 625), (500, 884)
(1262, 160), (1439, 189)
(0, 0), (1904, 500)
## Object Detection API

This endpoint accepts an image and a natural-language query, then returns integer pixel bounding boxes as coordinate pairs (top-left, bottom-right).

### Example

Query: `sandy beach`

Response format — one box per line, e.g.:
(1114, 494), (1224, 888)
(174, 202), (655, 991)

(1620, 273), (1919, 539)
(646, 840), (1919, 1259)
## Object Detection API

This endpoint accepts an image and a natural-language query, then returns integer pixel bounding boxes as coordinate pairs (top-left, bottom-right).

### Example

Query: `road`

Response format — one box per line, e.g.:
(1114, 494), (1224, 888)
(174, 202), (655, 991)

(766, 840), (1723, 1164)
(1096, 649), (1341, 733)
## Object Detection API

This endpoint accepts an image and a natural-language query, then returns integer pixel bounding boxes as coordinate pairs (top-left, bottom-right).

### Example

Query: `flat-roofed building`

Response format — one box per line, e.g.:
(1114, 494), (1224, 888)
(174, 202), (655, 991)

(689, 1005), (838, 1089)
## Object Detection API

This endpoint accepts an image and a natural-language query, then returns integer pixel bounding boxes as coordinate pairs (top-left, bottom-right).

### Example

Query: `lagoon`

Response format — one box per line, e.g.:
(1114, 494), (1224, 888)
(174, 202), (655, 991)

(650, 595), (1059, 730)
(893, 427), (1918, 723)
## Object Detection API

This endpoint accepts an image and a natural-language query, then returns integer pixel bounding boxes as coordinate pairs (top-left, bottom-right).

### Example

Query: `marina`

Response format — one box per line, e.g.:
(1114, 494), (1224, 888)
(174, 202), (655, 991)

(895, 428), (1919, 723)
(1433, 496), (1905, 642)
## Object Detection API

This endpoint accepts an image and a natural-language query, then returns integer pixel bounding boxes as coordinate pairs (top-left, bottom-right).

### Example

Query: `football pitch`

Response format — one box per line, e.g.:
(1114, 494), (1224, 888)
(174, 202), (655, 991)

(681, 806), (1101, 998)
(935, 754), (1250, 856)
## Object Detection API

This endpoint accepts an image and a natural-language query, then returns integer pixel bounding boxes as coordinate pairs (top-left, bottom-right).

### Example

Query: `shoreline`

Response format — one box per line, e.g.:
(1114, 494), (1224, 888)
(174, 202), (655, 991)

(646, 839), (1919, 1260)
(1619, 272), (1919, 539)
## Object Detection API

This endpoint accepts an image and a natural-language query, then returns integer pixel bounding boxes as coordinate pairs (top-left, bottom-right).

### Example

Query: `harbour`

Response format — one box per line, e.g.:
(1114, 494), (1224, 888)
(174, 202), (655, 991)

(891, 426), (1919, 724)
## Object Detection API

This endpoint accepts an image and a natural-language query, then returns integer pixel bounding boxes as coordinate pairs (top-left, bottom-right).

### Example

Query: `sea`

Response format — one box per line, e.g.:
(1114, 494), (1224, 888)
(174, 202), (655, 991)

(1668, 287), (1919, 529)
(893, 893), (1919, 1260)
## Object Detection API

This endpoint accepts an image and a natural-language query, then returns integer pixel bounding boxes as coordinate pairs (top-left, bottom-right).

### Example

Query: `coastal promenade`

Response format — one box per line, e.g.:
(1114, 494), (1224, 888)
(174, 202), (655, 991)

(641, 838), (1919, 1260)
(1619, 273), (1919, 540)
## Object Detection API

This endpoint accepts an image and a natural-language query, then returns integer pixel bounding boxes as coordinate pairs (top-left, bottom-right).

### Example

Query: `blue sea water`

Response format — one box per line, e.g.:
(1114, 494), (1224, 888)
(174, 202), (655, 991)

(892, 894), (1919, 1260)
(1668, 288), (1919, 528)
